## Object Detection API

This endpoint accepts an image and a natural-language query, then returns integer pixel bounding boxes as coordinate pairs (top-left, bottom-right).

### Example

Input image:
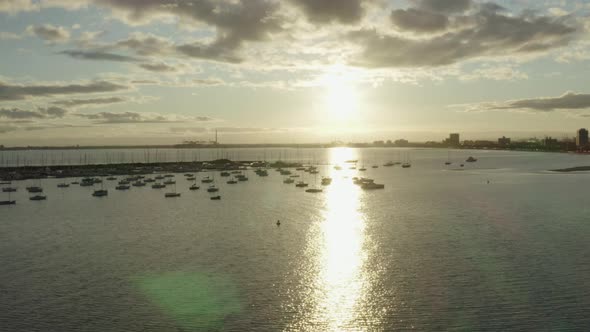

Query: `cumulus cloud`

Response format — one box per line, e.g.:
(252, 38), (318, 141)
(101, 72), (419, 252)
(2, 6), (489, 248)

(416, 0), (473, 14)
(0, 80), (129, 101)
(26, 24), (70, 42)
(390, 9), (449, 33)
(350, 4), (577, 68)
(460, 92), (590, 112)
(288, 0), (366, 24)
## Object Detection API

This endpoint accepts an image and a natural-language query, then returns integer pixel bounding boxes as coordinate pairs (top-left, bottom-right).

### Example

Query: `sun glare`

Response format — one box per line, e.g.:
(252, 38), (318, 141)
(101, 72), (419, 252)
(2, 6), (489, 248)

(319, 67), (361, 123)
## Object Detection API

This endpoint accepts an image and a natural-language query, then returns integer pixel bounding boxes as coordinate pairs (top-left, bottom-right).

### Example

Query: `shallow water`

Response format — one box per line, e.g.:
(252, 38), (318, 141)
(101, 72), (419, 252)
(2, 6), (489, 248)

(1, 148), (590, 331)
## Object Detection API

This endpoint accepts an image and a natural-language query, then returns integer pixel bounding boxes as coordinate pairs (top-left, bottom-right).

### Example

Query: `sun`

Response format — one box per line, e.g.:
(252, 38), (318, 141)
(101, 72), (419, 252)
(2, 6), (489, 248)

(319, 67), (360, 123)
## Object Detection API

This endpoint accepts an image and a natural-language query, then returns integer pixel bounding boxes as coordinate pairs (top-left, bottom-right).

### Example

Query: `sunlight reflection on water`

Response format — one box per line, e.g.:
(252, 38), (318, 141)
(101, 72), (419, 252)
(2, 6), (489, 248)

(291, 147), (377, 330)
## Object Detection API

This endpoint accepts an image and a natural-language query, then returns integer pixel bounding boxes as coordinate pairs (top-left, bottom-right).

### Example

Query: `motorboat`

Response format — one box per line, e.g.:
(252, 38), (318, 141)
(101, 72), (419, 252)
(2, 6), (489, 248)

(29, 195), (47, 201)
(26, 186), (43, 193)
(92, 189), (108, 197)
(361, 183), (385, 190)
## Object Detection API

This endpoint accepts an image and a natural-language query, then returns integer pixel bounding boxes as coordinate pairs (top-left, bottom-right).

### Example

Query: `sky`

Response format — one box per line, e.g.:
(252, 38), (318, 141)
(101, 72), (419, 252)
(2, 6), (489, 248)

(0, 0), (590, 146)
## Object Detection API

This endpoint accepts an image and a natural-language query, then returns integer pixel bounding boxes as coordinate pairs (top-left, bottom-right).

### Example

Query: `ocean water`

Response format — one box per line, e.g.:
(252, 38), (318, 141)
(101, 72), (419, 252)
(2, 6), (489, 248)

(1, 148), (590, 331)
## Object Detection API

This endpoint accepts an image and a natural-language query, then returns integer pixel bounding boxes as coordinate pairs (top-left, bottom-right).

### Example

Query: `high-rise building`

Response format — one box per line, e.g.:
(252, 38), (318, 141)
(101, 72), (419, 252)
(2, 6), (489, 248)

(576, 128), (588, 147)
(449, 133), (460, 146)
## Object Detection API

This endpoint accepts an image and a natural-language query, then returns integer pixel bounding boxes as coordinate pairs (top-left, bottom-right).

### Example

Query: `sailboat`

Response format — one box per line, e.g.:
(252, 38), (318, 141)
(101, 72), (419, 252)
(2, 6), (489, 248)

(306, 165), (323, 193)
(92, 177), (108, 197)
(445, 151), (452, 165)
(401, 152), (411, 168)
(165, 183), (181, 198)
(189, 179), (200, 190)
(0, 190), (15, 205)
(30, 178), (47, 200)
(57, 178), (70, 188)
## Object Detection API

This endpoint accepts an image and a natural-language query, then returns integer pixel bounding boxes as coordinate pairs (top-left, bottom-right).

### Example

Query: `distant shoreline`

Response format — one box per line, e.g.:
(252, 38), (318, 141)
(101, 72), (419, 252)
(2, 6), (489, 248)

(0, 142), (581, 153)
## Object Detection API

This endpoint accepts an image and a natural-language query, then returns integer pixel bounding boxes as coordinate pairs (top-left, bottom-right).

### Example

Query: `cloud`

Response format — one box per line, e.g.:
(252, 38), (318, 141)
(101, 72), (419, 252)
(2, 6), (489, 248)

(51, 96), (127, 108)
(130, 80), (158, 85)
(40, 106), (68, 117)
(76, 111), (170, 124)
(75, 111), (214, 124)
(460, 92), (590, 112)
(390, 9), (449, 33)
(87, 0), (284, 62)
(192, 78), (224, 86)
(416, 0), (472, 14)
(288, 0), (366, 24)
(138, 62), (177, 72)
(0, 0), (36, 14)
(460, 65), (529, 81)
(349, 5), (577, 68)
(60, 50), (141, 62)
(0, 31), (22, 40)
(26, 24), (70, 43)
(0, 125), (17, 133)
(0, 80), (129, 101)
(0, 106), (67, 119)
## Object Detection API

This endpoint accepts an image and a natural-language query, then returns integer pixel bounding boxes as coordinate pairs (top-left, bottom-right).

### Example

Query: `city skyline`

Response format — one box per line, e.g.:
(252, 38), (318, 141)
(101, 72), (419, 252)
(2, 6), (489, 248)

(1, 0), (590, 146)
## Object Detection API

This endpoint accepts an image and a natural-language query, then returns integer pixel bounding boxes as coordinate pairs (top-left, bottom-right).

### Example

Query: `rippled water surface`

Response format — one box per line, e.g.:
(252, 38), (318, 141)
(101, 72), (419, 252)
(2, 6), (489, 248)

(2, 148), (590, 331)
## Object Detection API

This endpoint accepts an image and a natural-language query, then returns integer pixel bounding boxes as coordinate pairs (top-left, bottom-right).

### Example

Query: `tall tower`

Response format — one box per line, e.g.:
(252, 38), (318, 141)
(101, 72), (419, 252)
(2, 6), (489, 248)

(215, 129), (218, 145)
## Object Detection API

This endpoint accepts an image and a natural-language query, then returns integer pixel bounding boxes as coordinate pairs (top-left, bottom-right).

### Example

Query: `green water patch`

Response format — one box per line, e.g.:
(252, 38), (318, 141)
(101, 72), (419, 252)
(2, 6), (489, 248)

(134, 271), (243, 331)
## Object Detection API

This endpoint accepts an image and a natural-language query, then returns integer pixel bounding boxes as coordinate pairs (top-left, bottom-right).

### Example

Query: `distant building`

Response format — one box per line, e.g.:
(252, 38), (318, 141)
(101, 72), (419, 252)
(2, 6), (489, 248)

(498, 136), (511, 146)
(394, 139), (409, 146)
(576, 128), (588, 147)
(543, 137), (558, 146)
(443, 133), (460, 146)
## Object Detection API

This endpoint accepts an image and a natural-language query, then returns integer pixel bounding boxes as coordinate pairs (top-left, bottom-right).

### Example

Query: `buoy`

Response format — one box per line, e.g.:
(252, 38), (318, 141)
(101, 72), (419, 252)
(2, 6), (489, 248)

(276, 220), (281, 226)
